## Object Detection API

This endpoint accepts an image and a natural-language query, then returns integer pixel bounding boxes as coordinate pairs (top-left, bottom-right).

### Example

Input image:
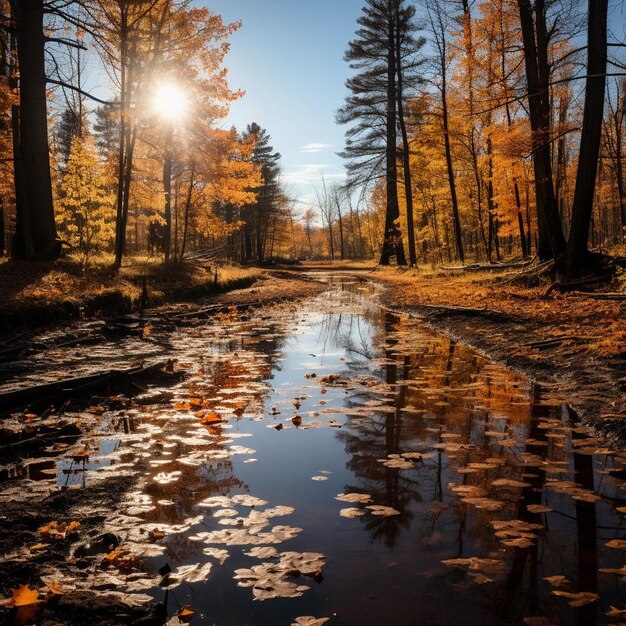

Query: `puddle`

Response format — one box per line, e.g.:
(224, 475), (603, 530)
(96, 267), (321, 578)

(1, 276), (625, 625)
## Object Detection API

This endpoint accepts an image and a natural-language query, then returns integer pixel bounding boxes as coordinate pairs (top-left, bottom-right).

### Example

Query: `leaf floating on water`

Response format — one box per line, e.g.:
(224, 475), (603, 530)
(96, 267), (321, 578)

(10, 585), (42, 607)
(200, 412), (222, 425)
(442, 557), (506, 577)
(544, 575), (570, 588)
(462, 497), (505, 512)
(606, 606), (626, 618)
(366, 505), (401, 517)
(339, 507), (366, 518)
(245, 546), (279, 559)
(153, 471), (182, 485)
(165, 562), (214, 588)
(178, 604), (195, 620)
(291, 617), (330, 626)
(551, 590), (599, 607)
(234, 551), (325, 601)
(102, 548), (141, 571)
(233, 495), (269, 507)
(491, 479), (531, 489)
(202, 547), (230, 564)
(335, 492), (372, 504)
(527, 504), (553, 514)
(378, 457), (414, 469)
(501, 538), (534, 549)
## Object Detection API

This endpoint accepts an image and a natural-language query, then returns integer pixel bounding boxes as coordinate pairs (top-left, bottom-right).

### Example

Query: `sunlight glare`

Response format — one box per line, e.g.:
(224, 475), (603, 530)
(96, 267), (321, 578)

(152, 82), (188, 122)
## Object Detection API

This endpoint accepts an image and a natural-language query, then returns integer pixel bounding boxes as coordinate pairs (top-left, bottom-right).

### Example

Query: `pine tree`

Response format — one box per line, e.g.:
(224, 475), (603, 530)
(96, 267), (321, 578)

(56, 107), (84, 163)
(338, 0), (423, 265)
(93, 104), (120, 157)
(241, 122), (281, 262)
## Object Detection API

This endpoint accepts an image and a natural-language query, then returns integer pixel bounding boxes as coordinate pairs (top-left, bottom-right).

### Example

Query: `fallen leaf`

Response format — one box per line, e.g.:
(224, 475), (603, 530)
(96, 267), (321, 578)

(28, 543), (49, 552)
(545, 575), (569, 588)
(11, 585), (42, 607)
(179, 604), (195, 620)
(551, 590), (599, 607)
(43, 581), (64, 597)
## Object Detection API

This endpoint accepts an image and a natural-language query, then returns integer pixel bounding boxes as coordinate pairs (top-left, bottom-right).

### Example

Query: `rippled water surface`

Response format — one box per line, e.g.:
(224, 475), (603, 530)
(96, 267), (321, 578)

(2, 276), (626, 625)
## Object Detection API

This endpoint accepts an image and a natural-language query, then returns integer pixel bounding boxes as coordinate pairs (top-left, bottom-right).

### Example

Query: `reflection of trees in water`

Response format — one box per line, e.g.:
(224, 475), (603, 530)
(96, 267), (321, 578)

(129, 317), (291, 563)
(337, 313), (420, 548)
(332, 305), (611, 623)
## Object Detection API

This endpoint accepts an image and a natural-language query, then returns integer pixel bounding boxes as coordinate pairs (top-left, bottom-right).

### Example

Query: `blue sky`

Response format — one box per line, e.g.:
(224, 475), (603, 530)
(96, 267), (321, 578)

(206, 0), (364, 212)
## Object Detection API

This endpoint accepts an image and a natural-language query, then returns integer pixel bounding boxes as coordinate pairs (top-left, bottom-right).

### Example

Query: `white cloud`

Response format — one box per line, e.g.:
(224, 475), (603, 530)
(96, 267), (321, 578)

(300, 142), (333, 154)
(282, 164), (346, 187)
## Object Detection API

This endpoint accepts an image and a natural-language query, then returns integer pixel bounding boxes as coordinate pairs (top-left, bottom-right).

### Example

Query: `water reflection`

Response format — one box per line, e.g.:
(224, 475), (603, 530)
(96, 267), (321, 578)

(1, 277), (625, 625)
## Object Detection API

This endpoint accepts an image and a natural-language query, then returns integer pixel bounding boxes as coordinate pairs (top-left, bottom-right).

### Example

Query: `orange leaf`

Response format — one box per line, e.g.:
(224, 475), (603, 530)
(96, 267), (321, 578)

(200, 412), (222, 425)
(44, 581), (64, 596)
(11, 585), (42, 607)
(179, 604), (195, 620)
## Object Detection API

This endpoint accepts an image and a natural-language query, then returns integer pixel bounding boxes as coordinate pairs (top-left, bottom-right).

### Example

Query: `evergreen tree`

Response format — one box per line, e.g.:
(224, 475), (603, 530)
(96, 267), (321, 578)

(241, 122), (281, 262)
(92, 104), (120, 157)
(56, 107), (84, 163)
(57, 134), (115, 265)
(338, 0), (424, 266)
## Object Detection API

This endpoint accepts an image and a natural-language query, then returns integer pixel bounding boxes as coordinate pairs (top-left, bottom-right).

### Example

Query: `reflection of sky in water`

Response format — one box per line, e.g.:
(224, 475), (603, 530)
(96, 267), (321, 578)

(2, 277), (626, 625)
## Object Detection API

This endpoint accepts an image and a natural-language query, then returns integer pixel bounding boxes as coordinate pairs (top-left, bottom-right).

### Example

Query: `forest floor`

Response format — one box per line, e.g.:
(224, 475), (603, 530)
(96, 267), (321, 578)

(0, 255), (262, 331)
(294, 261), (626, 442)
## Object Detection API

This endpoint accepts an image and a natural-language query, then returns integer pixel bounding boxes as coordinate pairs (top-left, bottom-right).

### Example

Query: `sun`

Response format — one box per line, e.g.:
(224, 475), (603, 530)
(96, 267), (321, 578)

(151, 82), (189, 122)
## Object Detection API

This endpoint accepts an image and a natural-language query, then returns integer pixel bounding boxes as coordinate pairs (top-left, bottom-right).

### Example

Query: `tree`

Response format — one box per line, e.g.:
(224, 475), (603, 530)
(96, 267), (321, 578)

(10, 0), (59, 259)
(56, 107), (84, 163)
(423, 0), (465, 263)
(57, 134), (115, 265)
(563, 0), (609, 274)
(516, 0), (566, 260)
(338, 0), (420, 266)
(394, 0), (425, 267)
(241, 123), (281, 262)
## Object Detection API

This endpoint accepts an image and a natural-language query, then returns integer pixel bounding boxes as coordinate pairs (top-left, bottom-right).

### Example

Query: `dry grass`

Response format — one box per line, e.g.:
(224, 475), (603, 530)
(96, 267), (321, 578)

(0, 253), (259, 310)
(373, 264), (626, 356)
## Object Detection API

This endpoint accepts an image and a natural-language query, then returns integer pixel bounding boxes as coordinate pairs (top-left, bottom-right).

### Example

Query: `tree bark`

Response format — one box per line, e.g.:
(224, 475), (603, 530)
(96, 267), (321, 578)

(181, 170), (194, 258)
(162, 125), (173, 262)
(564, 0), (609, 273)
(12, 0), (59, 259)
(517, 0), (566, 260)
(441, 61), (464, 263)
(395, 13), (417, 267)
(380, 7), (406, 266)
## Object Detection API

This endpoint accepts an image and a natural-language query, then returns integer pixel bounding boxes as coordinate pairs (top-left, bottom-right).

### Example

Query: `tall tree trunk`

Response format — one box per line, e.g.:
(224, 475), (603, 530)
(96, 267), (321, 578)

(441, 63), (464, 263)
(114, 8), (129, 269)
(162, 125), (173, 262)
(12, 0), (59, 259)
(336, 199), (345, 260)
(0, 198), (4, 257)
(395, 15), (416, 267)
(517, 0), (566, 260)
(380, 9), (406, 266)
(181, 170), (194, 259)
(564, 0), (609, 273)
(256, 203), (264, 262)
